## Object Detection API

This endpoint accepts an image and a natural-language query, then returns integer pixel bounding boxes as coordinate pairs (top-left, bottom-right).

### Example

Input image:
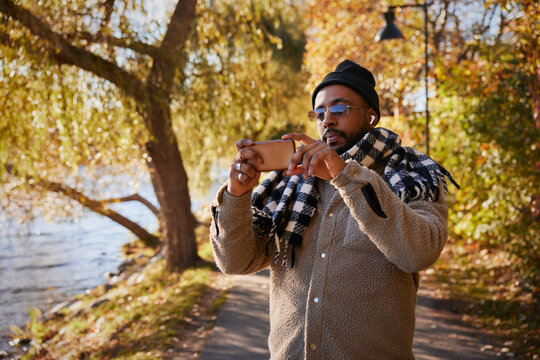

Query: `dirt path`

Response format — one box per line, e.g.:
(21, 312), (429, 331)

(199, 270), (270, 360)
(414, 286), (506, 359)
(196, 271), (510, 360)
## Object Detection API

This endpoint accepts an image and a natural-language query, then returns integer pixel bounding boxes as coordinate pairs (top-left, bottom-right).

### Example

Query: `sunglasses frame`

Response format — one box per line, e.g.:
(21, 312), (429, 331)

(307, 104), (366, 121)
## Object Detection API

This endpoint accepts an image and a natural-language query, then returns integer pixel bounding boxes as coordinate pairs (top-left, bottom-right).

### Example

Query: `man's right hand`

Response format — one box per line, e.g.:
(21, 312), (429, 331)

(227, 138), (262, 197)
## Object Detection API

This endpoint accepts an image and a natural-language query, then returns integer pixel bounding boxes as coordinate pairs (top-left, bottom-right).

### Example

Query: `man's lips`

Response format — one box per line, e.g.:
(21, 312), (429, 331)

(326, 134), (340, 143)
(323, 130), (345, 144)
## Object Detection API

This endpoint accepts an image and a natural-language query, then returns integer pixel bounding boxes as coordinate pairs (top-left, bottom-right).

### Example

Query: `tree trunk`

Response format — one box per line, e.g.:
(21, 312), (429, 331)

(145, 98), (199, 272)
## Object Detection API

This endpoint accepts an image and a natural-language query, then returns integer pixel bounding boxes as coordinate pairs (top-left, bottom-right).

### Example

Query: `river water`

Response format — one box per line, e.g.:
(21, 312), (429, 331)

(0, 181), (220, 353)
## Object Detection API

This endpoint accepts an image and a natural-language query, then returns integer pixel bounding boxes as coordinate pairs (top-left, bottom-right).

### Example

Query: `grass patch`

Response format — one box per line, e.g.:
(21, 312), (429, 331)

(423, 240), (539, 358)
(22, 260), (215, 359)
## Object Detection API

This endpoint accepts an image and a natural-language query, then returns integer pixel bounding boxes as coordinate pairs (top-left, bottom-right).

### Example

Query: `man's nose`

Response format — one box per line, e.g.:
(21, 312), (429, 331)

(321, 110), (336, 127)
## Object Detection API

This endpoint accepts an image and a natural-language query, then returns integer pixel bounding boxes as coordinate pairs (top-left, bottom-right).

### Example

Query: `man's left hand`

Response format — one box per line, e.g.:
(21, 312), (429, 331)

(282, 133), (345, 180)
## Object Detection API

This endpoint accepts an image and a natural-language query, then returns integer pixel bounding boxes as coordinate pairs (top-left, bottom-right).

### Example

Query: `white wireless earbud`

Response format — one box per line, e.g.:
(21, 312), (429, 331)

(370, 115), (376, 125)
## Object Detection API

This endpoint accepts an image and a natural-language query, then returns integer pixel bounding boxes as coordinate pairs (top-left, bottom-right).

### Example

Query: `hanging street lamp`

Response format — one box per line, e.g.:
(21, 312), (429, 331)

(377, 3), (431, 156)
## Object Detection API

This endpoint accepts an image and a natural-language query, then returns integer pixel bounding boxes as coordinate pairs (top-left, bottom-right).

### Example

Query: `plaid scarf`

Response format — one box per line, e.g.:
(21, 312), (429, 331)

(251, 127), (459, 267)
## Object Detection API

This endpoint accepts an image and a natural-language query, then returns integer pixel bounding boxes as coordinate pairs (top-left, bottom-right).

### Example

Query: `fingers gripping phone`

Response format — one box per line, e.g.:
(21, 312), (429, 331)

(249, 139), (296, 172)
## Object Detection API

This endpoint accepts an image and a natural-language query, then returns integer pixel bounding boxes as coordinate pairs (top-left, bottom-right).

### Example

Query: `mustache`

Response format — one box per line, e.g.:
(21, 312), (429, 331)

(322, 129), (346, 141)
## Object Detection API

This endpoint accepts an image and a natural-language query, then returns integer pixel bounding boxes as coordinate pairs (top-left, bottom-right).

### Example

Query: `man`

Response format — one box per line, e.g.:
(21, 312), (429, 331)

(210, 59), (458, 359)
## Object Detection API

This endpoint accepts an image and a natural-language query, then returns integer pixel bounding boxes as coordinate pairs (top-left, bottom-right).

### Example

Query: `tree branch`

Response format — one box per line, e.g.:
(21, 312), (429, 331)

(100, 193), (160, 218)
(101, 193), (208, 228)
(0, 0), (147, 102)
(34, 180), (160, 247)
(65, 31), (160, 58)
(149, 0), (197, 94)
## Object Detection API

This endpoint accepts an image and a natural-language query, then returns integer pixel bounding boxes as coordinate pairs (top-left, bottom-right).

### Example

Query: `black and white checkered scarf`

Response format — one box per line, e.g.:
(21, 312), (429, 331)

(251, 127), (458, 267)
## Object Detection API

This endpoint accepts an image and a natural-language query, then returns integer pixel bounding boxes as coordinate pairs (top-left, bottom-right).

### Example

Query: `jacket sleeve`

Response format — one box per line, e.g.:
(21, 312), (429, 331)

(209, 183), (272, 275)
(330, 160), (448, 273)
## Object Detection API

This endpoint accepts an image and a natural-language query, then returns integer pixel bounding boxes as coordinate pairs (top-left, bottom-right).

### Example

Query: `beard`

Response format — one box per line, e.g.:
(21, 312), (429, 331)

(323, 128), (370, 155)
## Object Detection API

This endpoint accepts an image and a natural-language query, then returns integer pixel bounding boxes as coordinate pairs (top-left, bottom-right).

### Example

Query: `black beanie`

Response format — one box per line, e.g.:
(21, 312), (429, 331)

(311, 60), (380, 119)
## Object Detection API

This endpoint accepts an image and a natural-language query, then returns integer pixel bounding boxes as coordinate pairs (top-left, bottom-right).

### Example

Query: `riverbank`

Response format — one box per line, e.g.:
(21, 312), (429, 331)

(4, 221), (230, 360)
(0, 193), (160, 353)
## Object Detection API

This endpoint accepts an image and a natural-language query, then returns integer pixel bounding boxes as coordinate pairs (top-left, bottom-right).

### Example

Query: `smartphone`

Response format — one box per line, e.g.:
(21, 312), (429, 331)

(249, 139), (296, 172)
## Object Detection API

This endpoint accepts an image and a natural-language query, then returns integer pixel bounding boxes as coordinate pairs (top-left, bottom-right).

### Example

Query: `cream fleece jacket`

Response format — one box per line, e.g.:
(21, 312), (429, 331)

(210, 160), (448, 360)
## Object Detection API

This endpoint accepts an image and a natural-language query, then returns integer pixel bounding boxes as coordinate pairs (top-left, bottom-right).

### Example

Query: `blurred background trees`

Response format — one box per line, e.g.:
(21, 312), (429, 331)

(436, 0), (539, 294)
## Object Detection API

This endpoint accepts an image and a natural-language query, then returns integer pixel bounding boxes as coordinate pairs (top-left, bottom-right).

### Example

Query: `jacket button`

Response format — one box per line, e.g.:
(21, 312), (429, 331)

(310, 344), (317, 351)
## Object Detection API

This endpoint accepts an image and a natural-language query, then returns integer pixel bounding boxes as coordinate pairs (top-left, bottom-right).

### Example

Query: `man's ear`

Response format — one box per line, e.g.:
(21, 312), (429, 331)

(369, 111), (379, 126)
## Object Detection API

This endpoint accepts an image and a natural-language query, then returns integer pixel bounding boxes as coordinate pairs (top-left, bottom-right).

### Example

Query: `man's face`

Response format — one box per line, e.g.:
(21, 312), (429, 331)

(314, 84), (375, 155)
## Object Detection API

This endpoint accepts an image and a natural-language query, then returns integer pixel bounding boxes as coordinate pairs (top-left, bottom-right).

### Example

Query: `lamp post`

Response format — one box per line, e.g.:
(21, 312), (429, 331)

(377, 3), (430, 156)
